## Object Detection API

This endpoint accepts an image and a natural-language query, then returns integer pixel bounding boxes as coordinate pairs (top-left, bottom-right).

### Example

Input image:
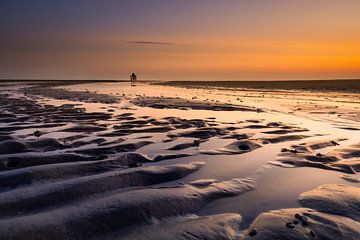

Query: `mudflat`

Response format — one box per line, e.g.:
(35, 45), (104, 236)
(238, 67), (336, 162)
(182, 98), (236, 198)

(0, 80), (359, 239)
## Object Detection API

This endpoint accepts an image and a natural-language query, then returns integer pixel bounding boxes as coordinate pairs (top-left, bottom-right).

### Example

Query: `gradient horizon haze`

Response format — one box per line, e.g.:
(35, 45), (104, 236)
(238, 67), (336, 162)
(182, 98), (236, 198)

(1, 0), (360, 81)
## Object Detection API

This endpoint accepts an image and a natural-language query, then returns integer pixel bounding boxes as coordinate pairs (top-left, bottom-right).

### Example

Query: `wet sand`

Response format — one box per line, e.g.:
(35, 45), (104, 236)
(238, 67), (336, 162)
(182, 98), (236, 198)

(0, 80), (359, 239)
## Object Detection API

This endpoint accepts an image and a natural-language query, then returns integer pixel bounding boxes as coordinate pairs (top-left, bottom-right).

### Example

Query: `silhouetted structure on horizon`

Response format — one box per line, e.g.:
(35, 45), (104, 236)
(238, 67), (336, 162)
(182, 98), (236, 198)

(130, 73), (137, 86)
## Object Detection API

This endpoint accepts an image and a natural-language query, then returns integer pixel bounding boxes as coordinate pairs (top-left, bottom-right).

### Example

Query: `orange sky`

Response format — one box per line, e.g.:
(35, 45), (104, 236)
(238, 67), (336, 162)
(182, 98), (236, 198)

(1, 0), (360, 80)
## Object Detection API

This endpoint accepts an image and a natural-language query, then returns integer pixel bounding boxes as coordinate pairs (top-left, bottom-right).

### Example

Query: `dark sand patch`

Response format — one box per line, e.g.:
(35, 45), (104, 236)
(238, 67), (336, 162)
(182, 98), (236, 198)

(220, 133), (253, 140)
(167, 139), (207, 151)
(0, 162), (205, 216)
(101, 126), (175, 137)
(334, 143), (360, 159)
(0, 140), (29, 154)
(201, 140), (262, 155)
(340, 175), (360, 183)
(0, 94), (113, 129)
(74, 141), (153, 155)
(243, 208), (360, 240)
(0, 152), (191, 190)
(61, 125), (108, 133)
(24, 86), (120, 104)
(275, 141), (360, 174)
(260, 134), (311, 144)
(0, 178), (253, 240)
(243, 184), (360, 239)
(133, 97), (262, 112)
(169, 127), (229, 139)
(299, 184), (360, 221)
(262, 128), (308, 135)
(0, 153), (96, 171)
(108, 213), (242, 240)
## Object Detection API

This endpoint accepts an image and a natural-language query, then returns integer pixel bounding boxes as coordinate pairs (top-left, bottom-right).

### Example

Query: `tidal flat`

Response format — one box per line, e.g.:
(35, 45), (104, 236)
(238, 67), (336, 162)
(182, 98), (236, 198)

(0, 80), (359, 239)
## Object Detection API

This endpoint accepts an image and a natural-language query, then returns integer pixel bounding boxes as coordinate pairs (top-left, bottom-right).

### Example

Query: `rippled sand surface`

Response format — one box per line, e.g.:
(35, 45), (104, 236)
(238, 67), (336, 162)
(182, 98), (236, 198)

(0, 81), (359, 239)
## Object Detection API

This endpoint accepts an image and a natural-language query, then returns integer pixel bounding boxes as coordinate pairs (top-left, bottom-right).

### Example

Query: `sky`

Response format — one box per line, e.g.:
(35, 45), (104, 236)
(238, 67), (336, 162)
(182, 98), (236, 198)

(1, 0), (360, 81)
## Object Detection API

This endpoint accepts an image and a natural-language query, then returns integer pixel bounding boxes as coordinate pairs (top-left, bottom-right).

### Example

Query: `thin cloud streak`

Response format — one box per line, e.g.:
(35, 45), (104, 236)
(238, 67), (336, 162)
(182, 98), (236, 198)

(126, 41), (174, 45)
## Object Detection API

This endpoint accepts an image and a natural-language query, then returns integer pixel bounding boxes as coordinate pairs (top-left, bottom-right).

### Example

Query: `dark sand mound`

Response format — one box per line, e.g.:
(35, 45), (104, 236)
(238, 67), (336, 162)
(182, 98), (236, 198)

(304, 139), (345, 150)
(152, 153), (192, 161)
(111, 213), (242, 240)
(167, 139), (207, 151)
(260, 134), (310, 144)
(243, 184), (360, 240)
(26, 138), (67, 151)
(0, 138), (67, 155)
(0, 153), (96, 171)
(110, 152), (192, 166)
(133, 97), (261, 111)
(340, 174), (360, 183)
(201, 140), (261, 155)
(101, 126), (175, 137)
(74, 140), (153, 155)
(163, 117), (209, 129)
(61, 125), (108, 133)
(0, 140), (29, 154)
(0, 94), (112, 126)
(335, 143), (360, 159)
(167, 141), (198, 150)
(0, 162), (205, 216)
(275, 141), (360, 174)
(220, 133), (253, 140)
(332, 159), (360, 172)
(170, 127), (229, 139)
(0, 178), (253, 240)
(24, 86), (120, 104)
(0, 153), (192, 190)
(70, 138), (107, 148)
(243, 208), (360, 240)
(262, 128), (308, 135)
(0, 123), (67, 133)
(281, 139), (345, 153)
(299, 184), (360, 221)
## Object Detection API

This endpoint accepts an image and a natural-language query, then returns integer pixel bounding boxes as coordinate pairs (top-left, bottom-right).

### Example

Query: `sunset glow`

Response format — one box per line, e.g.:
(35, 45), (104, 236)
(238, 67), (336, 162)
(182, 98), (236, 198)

(1, 0), (360, 80)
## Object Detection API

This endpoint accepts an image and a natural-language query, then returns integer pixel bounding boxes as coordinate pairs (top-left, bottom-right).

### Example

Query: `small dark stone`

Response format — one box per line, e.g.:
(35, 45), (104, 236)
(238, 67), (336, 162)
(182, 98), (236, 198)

(295, 213), (302, 220)
(281, 148), (289, 152)
(316, 153), (323, 157)
(301, 220), (309, 226)
(286, 222), (295, 229)
(193, 140), (201, 148)
(249, 229), (257, 236)
(33, 130), (43, 137)
(310, 230), (316, 237)
(293, 219), (300, 225)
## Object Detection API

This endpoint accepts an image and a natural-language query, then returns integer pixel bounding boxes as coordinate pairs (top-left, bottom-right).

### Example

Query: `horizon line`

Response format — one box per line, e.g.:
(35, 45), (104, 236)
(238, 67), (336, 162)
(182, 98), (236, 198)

(1, 78), (360, 82)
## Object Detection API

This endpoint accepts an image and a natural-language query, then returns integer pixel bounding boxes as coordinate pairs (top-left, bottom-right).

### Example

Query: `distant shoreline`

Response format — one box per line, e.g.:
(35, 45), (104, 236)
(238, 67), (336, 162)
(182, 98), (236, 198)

(155, 79), (360, 93)
(1, 79), (359, 93)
